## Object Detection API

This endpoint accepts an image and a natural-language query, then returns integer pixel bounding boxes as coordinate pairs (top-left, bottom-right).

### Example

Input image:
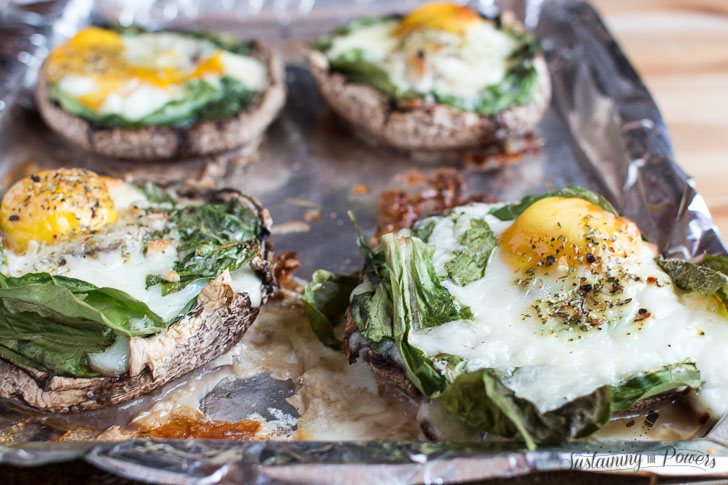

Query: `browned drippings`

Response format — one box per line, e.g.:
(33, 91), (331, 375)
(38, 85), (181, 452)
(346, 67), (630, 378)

(271, 251), (303, 297)
(375, 167), (497, 238)
(54, 406), (261, 442)
(147, 416), (260, 440)
(463, 133), (544, 171)
(350, 184), (370, 195)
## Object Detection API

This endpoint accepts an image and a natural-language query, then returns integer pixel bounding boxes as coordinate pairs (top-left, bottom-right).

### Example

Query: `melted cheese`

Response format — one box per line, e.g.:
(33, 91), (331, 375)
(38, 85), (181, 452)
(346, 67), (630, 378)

(409, 203), (728, 416)
(327, 20), (399, 62)
(326, 14), (518, 104)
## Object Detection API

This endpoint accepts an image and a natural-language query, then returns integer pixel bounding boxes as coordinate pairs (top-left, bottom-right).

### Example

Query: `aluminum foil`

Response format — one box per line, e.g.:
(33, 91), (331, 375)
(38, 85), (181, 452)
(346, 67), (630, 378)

(1, 0), (728, 483)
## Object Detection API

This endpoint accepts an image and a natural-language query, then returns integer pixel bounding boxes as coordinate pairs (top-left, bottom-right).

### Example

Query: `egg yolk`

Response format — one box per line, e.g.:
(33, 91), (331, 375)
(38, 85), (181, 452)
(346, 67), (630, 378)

(500, 197), (642, 272)
(45, 27), (226, 111)
(0, 168), (118, 253)
(396, 2), (483, 36)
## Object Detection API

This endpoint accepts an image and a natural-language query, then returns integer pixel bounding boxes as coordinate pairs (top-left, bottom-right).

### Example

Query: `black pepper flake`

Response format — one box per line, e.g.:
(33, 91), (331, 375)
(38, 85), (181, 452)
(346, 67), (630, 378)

(8, 215), (19, 221)
(545, 255), (556, 266)
(586, 253), (596, 263)
(634, 308), (651, 322)
(645, 411), (659, 428)
(30, 174), (40, 183)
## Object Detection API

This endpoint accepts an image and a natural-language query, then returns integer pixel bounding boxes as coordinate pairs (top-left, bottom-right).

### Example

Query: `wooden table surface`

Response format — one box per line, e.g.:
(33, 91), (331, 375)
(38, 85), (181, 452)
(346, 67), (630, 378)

(591, 0), (728, 240)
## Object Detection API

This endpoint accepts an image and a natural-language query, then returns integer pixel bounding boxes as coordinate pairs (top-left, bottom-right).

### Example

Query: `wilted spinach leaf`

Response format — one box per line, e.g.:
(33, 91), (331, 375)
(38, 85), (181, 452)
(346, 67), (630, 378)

(445, 218), (497, 286)
(489, 186), (618, 221)
(610, 361), (701, 412)
(701, 254), (728, 276)
(411, 219), (436, 243)
(439, 362), (700, 450)
(0, 272), (166, 377)
(136, 181), (175, 205)
(349, 284), (393, 346)
(302, 270), (360, 352)
(657, 256), (728, 308)
(327, 53), (415, 100)
(50, 75), (258, 129)
(382, 233), (472, 397)
(146, 198), (262, 295)
(382, 233), (473, 329)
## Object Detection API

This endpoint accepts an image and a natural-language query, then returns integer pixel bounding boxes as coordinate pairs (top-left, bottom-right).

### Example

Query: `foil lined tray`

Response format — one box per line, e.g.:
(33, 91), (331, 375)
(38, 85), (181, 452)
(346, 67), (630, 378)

(1, 0), (728, 483)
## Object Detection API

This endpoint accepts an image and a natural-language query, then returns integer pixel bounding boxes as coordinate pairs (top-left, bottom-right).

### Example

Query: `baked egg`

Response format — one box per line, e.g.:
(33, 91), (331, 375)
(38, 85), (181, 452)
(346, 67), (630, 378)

(408, 197), (728, 414)
(319, 2), (538, 113)
(44, 27), (267, 124)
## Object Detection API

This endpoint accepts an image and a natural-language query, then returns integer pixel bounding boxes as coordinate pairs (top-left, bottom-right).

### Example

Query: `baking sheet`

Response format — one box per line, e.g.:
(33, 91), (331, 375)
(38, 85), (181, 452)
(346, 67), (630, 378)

(2, 0), (728, 483)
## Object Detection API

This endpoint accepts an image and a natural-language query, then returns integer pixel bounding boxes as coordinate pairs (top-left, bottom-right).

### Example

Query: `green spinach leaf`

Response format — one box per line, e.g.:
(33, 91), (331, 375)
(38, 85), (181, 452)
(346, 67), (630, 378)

(382, 233), (472, 397)
(411, 219), (436, 243)
(657, 257), (728, 308)
(349, 283), (393, 346)
(439, 368), (610, 450)
(302, 270), (360, 352)
(0, 272), (166, 376)
(195, 77), (258, 121)
(136, 181), (175, 205)
(382, 233), (473, 329)
(445, 218), (497, 286)
(145, 199), (262, 295)
(439, 362), (700, 450)
(327, 55), (414, 100)
(701, 254), (728, 276)
(50, 76), (258, 129)
(147, 240), (259, 296)
(610, 361), (701, 412)
(489, 186), (618, 221)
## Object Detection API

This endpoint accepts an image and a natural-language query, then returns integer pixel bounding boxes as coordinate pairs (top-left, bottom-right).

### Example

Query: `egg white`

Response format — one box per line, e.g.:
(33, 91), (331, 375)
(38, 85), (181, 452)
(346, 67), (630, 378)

(326, 18), (517, 105)
(406, 203), (728, 416)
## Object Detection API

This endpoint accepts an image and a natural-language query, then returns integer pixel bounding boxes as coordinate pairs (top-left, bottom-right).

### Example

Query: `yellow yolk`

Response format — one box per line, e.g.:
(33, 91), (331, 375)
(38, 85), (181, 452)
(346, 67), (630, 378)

(499, 197), (642, 271)
(0, 168), (118, 253)
(45, 27), (226, 111)
(396, 2), (483, 36)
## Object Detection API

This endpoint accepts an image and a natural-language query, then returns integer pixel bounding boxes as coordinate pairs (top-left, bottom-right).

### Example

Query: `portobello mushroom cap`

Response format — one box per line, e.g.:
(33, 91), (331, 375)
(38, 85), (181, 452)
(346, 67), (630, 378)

(0, 189), (275, 413)
(308, 22), (551, 151)
(35, 42), (286, 160)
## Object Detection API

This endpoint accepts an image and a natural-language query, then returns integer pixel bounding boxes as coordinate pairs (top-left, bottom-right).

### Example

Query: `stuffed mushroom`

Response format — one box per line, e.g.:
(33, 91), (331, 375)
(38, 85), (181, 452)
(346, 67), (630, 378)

(306, 187), (728, 448)
(0, 168), (274, 412)
(309, 2), (551, 152)
(36, 27), (286, 160)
